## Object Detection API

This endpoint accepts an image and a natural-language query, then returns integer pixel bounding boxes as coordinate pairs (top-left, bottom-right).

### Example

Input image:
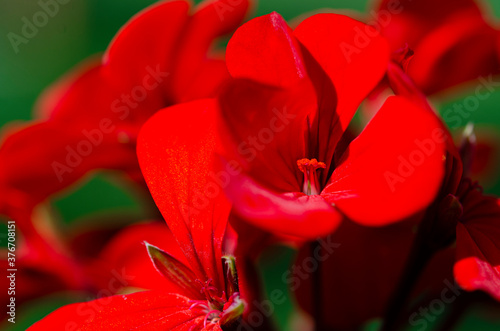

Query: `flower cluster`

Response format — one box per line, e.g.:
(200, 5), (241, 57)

(1, 0), (500, 330)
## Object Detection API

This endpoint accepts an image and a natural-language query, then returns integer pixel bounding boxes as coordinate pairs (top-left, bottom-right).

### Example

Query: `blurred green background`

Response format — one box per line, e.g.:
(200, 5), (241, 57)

(1, 0), (500, 330)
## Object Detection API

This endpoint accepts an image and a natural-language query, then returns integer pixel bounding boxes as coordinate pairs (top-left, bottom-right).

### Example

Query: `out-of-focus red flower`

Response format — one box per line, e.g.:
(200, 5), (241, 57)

(375, 0), (500, 94)
(1, 225), (86, 310)
(453, 181), (500, 300)
(416, 126), (500, 301)
(0, 216), (188, 312)
(218, 12), (447, 239)
(29, 99), (247, 330)
(73, 220), (187, 294)
(0, 0), (250, 219)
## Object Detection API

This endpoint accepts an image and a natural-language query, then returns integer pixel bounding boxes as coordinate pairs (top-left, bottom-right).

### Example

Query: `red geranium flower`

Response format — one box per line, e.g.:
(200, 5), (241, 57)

(0, 0), (250, 220)
(29, 99), (247, 330)
(217, 12), (447, 239)
(374, 0), (500, 94)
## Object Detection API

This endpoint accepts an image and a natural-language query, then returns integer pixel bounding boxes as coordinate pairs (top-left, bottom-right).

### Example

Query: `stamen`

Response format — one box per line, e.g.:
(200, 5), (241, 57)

(204, 310), (222, 327)
(297, 158), (326, 195)
(189, 300), (209, 311)
(198, 279), (225, 311)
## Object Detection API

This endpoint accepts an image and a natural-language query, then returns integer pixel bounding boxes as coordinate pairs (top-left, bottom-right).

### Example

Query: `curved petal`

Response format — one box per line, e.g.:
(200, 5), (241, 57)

(35, 58), (105, 120)
(409, 14), (499, 94)
(137, 99), (230, 289)
(375, 0), (498, 94)
(323, 96), (447, 226)
(0, 121), (136, 208)
(28, 291), (204, 330)
(170, 0), (251, 102)
(103, 0), (189, 100)
(293, 14), (390, 168)
(36, 60), (153, 128)
(455, 195), (500, 300)
(386, 62), (431, 112)
(226, 12), (307, 88)
(218, 79), (316, 193)
(226, 174), (342, 239)
(92, 222), (195, 296)
(375, 0), (482, 52)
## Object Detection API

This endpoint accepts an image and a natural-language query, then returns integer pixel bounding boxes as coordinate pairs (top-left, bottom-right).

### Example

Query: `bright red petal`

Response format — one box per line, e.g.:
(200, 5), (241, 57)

(226, 174), (342, 239)
(218, 79), (316, 193)
(0, 121), (135, 208)
(137, 99), (230, 289)
(323, 96), (446, 225)
(103, 0), (189, 101)
(172, 58), (229, 103)
(28, 291), (204, 330)
(37, 60), (151, 130)
(226, 12), (307, 88)
(32, 59), (144, 186)
(169, 0), (250, 102)
(455, 195), (500, 300)
(293, 13), (390, 163)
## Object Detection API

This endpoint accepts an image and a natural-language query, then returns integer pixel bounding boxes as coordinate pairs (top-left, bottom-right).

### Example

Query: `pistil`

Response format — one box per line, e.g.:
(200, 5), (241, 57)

(297, 158), (326, 195)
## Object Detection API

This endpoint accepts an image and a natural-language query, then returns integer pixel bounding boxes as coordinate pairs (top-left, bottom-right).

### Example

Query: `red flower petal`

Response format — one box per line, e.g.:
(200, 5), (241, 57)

(226, 174), (342, 239)
(172, 58), (229, 103)
(376, 0), (499, 94)
(28, 291), (204, 330)
(0, 121), (135, 208)
(293, 13), (390, 162)
(37, 60), (152, 129)
(170, 0), (251, 102)
(226, 12), (307, 88)
(323, 96), (446, 225)
(94, 222), (194, 296)
(35, 58), (105, 120)
(103, 0), (189, 98)
(455, 195), (500, 300)
(408, 14), (499, 94)
(218, 79), (316, 193)
(376, 0), (481, 52)
(137, 99), (230, 289)
(386, 62), (431, 112)
(295, 219), (416, 329)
